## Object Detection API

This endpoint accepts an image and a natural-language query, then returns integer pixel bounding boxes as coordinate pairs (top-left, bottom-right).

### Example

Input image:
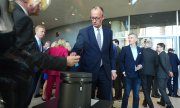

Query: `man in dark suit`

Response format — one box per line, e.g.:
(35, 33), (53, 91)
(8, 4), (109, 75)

(120, 33), (143, 108)
(33, 25), (46, 98)
(140, 39), (158, 108)
(26, 25), (46, 105)
(112, 39), (123, 100)
(156, 43), (174, 108)
(0, 0), (80, 108)
(72, 6), (117, 100)
(167, 48), (180, 97)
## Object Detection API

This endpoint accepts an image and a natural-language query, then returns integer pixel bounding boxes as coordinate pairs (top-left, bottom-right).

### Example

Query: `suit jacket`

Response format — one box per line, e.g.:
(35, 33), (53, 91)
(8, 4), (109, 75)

(157, 51), (171, 78)
(46, 46), (68, 76)
(12, 3), (66, 71)
(141, 48), (158, 76)
(168, 52), (180, 73)
(119, 45), (143, 78)
(72, 26), (116, 80)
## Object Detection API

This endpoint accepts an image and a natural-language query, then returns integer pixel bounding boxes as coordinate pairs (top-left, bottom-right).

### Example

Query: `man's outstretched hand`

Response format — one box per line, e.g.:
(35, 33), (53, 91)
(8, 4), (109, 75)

(67, 55), (80, 66)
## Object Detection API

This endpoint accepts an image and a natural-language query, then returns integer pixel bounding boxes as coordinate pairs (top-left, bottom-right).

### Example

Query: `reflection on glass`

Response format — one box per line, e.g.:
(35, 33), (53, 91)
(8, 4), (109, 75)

(103, 16), (128, 47)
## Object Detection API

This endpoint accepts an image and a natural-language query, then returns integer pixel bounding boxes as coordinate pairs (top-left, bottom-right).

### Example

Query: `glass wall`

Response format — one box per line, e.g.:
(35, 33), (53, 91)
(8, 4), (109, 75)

(130, 11), (176, 37)
(104, 16), (128, 47)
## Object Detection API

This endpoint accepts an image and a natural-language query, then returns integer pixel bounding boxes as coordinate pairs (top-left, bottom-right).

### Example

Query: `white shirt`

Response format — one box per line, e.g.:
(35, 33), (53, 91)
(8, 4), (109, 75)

(93, 26), (103, 48)
(130, 45), (138, 61)
(35, 35), (42, 52)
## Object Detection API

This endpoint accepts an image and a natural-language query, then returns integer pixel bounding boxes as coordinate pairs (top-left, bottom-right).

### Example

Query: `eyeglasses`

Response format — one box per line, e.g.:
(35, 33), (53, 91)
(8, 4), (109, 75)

(90, 17), (101, 21)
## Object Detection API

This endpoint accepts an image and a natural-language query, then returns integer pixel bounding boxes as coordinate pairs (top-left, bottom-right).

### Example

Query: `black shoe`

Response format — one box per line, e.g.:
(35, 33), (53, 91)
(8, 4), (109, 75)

(174, 95), (180, 98)
(34, 94), (42, 98)
(157, 101), (165, 106)
(142, 100), (147, 107)
(166, 104), (174, 108)
(113, 96), (122, 100)
(151, 95), (160, 98)
(168, 93), (172, 96)
(142, 103), (147, 107)
(41, 97), (46, 101)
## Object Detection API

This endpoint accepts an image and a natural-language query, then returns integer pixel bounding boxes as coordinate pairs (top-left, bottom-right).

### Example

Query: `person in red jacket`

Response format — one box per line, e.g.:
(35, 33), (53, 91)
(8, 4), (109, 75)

(45, 39), (69, 101)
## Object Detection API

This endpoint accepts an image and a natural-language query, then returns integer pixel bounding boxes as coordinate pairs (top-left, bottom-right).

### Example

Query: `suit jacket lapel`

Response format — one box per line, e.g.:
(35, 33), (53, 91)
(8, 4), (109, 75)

(136, 47), (141, 61)
(101, 27), (106, 51)
(128, 45), (135, 61)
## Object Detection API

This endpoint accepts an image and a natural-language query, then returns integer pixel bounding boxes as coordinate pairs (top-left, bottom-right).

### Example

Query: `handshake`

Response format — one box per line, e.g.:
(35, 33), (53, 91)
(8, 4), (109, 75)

(66, 52), (80, 67)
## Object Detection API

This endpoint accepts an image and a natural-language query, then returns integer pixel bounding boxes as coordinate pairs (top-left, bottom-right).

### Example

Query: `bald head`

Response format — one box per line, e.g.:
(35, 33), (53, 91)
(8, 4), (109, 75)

(90, 6), (104, 28)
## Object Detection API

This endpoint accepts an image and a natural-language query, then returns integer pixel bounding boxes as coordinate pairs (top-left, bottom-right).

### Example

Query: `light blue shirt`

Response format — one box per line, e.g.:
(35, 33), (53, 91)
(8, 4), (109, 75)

(130, 45), (138, 61)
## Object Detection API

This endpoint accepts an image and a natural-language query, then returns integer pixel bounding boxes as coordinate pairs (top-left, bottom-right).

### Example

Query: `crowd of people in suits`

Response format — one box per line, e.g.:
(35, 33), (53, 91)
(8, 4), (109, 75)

(111, 36), (180, 108)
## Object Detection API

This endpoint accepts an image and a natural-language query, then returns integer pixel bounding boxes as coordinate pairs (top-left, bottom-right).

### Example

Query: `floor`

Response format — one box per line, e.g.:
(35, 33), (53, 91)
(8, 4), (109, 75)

(29, 89), (180, 108)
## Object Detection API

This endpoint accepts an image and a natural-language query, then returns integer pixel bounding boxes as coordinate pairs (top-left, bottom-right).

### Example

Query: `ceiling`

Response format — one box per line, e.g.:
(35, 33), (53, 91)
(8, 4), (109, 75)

(31, 0), (180, 30)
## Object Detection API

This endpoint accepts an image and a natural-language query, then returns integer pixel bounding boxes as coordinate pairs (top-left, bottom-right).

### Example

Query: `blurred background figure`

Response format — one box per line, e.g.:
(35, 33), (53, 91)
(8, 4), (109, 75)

(120, 33), (143, 108)
(45, 39), (69, 101)
(156, 43), (174, 108)
(140, 38), (158, 108)
(112, 39), (123, 101)
(65, 41), (72, 53)
(41, 41), (51, 101)
(167, 48), (180, 97)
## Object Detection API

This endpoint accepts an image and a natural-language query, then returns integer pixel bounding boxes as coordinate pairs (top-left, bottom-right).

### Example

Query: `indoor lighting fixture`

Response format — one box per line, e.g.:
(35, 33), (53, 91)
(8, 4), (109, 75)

(42, 21), (45, 24)
(72, 13), (75, 16)
(54, 18), (58, 21)
(128, 0), (138, 5)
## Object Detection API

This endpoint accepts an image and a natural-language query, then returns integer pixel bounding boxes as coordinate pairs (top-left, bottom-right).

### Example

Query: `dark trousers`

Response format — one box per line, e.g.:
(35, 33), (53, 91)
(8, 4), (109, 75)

(167, 72), (179, 96)
(121, 77), (141, 108)
(26, 71), (42, 106)
(113, 72), (123, 99)
(151, 77), (160, 96)
(158, 78), (172, 105)
(141, 74), (154, 108)
(0, 77), (17, 108)
(91, 66), (112, 100)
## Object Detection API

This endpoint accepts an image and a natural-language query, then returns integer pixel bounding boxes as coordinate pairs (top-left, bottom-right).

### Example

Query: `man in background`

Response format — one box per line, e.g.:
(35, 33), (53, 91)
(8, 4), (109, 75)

(140, 39), (158, 108)
(112, 39), (123, 100)
(72, 6), (117, 100)
(120, 33), (143, 108)
(167, 48), (180, 97)
(156, 43), (174, 108)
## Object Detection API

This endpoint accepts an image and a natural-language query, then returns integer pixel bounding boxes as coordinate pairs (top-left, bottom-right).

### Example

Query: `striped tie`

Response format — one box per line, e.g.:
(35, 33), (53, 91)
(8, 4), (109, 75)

(97, 28), (101, 49)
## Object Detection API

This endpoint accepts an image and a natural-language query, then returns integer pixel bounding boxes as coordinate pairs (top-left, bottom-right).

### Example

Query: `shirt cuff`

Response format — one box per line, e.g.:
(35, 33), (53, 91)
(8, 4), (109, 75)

(111, 70), (116, 73)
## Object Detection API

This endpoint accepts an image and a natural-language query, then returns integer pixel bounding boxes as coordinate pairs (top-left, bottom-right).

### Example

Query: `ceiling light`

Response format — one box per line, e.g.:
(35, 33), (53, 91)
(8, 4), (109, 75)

(42, 22), (45, 24)
(54, 18), (58, 21)
(128, 0), (138, 5)
(72, 13), (75, 16)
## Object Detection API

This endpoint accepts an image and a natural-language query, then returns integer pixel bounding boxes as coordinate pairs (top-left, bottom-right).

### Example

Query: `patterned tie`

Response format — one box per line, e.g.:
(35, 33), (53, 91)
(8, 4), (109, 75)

(97, 28), (101, 49)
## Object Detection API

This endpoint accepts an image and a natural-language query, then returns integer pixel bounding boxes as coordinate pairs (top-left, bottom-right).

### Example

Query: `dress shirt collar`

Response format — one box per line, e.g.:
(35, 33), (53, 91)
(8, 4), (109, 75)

(93, 26), (102, 31)
(35, 35), (41, 42)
